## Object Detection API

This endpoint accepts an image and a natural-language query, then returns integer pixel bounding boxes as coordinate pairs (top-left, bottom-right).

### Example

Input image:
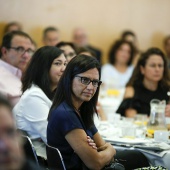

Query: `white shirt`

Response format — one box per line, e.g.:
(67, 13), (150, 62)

(13, 84), (52, 143)
(0, 59), (22, 106)
(101, 63), (134, 88)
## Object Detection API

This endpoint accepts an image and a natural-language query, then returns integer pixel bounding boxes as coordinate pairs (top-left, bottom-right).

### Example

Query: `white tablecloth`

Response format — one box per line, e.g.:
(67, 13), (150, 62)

(94, 119), (170, 169)
(97, 88), (170, 169)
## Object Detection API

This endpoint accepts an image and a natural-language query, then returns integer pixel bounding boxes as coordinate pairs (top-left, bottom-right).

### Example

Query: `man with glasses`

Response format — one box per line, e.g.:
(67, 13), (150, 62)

(0, 31), (34, 106)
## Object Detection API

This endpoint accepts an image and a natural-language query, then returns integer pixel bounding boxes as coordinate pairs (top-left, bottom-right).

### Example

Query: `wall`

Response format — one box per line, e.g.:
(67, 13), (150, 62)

(0, 0), (170, 63)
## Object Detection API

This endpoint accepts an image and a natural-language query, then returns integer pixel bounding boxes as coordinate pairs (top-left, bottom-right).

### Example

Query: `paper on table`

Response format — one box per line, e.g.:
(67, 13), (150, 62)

(134, 142), (170, 152)
(104, 137), (148, 145)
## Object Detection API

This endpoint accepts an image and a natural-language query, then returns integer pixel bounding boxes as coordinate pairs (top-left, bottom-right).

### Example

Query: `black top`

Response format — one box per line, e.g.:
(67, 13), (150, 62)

(116, 82), (169, 116)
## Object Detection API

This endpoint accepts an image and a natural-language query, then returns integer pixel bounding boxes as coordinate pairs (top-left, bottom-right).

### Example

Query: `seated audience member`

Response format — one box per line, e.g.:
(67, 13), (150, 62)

(117, 47), (170, 117)
(163, 35), (170, 68)
(0, 31), (34, 106)
(56, 41), (77, 62)
(42, 26), (60, 46)
(3, 21), (22, 35)
(76, 46), (96, 57)
(0, 95), (43, 170)
(72, 27), (102, 63)
(121, 30), (140, 66)
(13, 46), (67, 158)
(47, 55), (149, 170)
(101, 39), (135, 89)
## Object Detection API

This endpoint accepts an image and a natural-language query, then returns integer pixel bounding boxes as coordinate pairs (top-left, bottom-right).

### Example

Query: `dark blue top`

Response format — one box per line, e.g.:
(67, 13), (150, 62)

(47, 101), (98, 170)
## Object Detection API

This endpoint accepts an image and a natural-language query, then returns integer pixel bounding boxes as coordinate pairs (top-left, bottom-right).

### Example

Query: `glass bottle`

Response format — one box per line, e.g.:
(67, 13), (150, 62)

(147, 99), (167, 137)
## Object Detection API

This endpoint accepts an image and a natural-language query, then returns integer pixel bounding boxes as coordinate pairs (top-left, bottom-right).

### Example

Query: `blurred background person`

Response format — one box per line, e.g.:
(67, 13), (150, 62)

(0, 95), (43, 170)
(76, 46), (96, 57)
(56, 41), (77, 62)
(13, 46), (67, 159)
(120, 30), (140, 66)
(0, 31), (34, 106)
(3, 21), (22, 35)
(116, 48), (170, 117)
(101, 39), (135, 89)
(72, 27), (102, 63)
(42, 26), (60, 46)
(163, 35), (170, 68)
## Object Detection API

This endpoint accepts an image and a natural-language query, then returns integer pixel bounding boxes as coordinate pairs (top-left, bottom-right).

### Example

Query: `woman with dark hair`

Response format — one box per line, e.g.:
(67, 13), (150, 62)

(116, 47), (170, 117)
(13, 46), (67, 158)
(120, 30), (140, 66)
(76, 46), (96, 57)
(101, 39), (135, 89)
(47, 55), (149, 170)
(47, 55), (115, 169)
(56, 41), (77, 62)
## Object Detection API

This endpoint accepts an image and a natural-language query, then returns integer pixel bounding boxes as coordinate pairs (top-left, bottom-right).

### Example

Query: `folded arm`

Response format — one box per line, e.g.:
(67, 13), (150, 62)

(65, 129), (116, 170)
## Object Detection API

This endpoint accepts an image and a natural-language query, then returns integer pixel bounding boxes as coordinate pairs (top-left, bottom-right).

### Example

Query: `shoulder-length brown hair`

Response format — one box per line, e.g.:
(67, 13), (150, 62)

(127, 47), (170, 89)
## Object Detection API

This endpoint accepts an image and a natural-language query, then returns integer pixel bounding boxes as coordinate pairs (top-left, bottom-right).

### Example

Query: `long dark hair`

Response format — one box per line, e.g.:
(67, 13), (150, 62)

(127, 47), (170, 89)
(56, 41), (76, 51)
(49, 55), (101, 128)
(22, 46), (64, 100)
(108, 39), (135, 66)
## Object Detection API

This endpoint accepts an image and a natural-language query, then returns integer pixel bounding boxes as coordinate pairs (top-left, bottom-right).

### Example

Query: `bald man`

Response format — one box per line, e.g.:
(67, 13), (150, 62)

(72, 27), (102, 63)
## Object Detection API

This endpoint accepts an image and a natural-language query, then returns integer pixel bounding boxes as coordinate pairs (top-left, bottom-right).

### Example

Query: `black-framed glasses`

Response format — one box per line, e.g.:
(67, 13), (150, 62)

(75, 75), (102, 87)
(8, 46), (34, 56)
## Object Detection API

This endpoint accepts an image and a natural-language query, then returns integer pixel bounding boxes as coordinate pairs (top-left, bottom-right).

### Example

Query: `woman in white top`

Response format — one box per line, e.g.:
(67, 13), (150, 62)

(101, 39), (135, 89)
(13, 46), (67, 158)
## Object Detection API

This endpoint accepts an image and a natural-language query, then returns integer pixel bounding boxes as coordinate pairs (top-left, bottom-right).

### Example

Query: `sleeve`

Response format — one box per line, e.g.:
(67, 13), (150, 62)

(23, 92), (50, 143)
(101, 65), (110, 83)
(116, 98), (141, 116)
(49, 105), (83, 136)
(90, 125), (98, 135)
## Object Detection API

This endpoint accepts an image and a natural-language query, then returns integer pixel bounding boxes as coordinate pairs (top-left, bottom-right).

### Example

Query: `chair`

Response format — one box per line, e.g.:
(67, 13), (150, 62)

(17, 129), (39, 166)
(21, 135), (39, 166)
(46, 144), (66, 170)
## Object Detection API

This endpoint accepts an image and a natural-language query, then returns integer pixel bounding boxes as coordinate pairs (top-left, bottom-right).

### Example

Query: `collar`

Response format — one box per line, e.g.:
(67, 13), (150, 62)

(0, 59), (22, 79)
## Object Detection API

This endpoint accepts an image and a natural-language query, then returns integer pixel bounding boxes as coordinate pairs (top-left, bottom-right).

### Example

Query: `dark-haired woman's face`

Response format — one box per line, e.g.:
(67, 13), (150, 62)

(49, 54), (67, 90)
(115, 44), (131, 65)
(71, 68), (99, 108)
(60, 45), (76, 62)
(140, 54), (164, 83)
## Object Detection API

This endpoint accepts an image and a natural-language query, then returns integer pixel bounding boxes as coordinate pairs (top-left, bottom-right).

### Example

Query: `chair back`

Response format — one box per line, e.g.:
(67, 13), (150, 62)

(21, 135), (39, 166)
(46, 144), (66, 170)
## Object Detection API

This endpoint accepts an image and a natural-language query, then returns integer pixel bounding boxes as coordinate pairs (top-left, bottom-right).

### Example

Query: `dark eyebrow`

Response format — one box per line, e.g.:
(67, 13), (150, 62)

(82, 76), (100, 81)
(14, 46), (33, 50)
(53, 59), (63, 62)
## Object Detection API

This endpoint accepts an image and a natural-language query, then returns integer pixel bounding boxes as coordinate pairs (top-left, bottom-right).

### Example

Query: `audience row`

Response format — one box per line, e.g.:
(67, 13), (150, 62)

(0, 22), (170, 169)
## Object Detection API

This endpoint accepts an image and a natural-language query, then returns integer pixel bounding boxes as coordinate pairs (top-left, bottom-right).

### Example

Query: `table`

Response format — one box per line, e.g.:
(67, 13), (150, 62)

(98, 88), (125, 118)
(94, 119), (170, 169)
(97, 87), (170, 168)
(112, 144), (170, 169)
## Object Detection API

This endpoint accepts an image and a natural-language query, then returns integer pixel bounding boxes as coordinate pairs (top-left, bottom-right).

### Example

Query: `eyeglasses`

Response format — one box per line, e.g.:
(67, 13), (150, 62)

(8, 46), (34, 56)
(75, 76), (102, 87)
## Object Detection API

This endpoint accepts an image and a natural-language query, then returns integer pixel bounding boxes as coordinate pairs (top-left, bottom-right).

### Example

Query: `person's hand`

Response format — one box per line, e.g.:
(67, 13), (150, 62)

(165, 104), (170, 117)
(97, 142), (108, 152)
(87, 136), (97, 150)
